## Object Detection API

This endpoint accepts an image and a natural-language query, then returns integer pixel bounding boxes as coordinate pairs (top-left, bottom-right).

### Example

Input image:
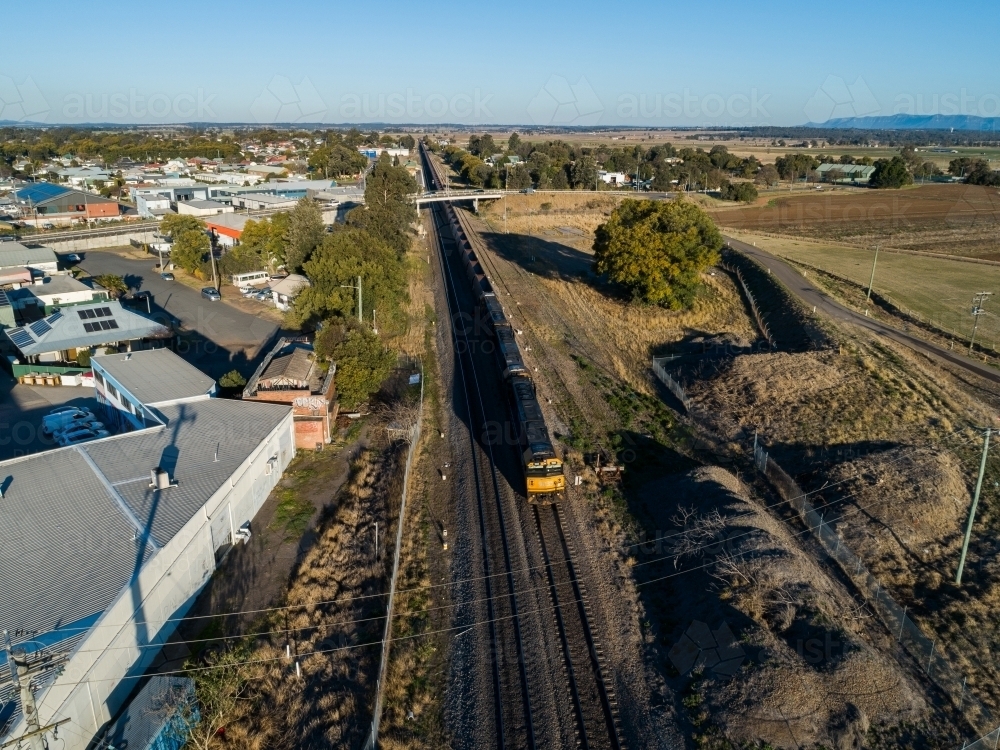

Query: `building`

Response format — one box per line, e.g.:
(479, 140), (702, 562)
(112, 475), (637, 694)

(176, 199), (233, 217)
(0, 242), (59, 274)
(243, 337), (336, 449)
(229, 193), (298, 211)
(269, 273), (310, 311)
(203, 213), (250, 248)
(92, 348), (218, 432)
(6, 274), (109, 315)
(0, 352), (294, 749)
(598, 170), (629, 185)
(136, 194), (173, 218)
(246, 164), (288, 177)
(3, 300), (171, 365)
(13, 183), (123, 225)
(816, 162), (876, 184)
(93, 676), (198, 750)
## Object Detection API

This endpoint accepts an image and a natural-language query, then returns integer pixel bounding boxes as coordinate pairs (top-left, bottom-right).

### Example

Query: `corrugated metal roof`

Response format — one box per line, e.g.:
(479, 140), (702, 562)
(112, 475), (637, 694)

(4, 301), (169, 356)
(94, 349), (216, 406)
(13, 182), (71, 204)
(0, 448), (152, 638)
(82, 399), (291, 546)
(0, 242), (57, 268)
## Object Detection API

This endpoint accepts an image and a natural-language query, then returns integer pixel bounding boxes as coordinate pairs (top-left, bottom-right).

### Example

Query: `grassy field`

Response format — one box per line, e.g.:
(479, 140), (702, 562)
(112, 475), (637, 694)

(732, 231), (1000, 345)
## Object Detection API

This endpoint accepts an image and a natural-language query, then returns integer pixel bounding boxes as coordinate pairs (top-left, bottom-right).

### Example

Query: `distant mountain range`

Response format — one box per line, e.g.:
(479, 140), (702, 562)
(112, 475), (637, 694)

(805, 114), (1000, 131)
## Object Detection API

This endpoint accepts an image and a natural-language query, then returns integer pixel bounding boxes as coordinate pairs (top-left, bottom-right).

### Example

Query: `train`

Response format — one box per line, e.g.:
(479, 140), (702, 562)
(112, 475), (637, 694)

(423, 146), (566, 501)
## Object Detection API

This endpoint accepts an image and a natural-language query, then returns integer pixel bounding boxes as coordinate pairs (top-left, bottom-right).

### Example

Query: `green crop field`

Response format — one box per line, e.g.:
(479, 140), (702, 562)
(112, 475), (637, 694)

(731, 231), (1000, 347)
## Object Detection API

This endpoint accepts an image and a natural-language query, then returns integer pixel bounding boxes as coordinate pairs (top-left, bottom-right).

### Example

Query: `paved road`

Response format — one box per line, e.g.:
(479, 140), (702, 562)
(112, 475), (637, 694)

(726, 236), (1000, 386)
(72, 250), (279, 378)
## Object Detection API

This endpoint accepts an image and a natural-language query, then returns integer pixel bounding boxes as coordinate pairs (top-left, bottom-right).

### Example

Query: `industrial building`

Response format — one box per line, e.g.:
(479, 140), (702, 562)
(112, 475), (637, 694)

(12, 183), (123, 225)
(0, 349), (295, 749)
(0, 243), (59, 275)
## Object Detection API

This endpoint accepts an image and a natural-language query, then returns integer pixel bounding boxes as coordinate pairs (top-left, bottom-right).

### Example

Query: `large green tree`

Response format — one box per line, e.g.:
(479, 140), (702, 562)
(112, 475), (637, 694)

(284, 198), (325, 272)
(870, 156), (914, 189)
(347, 153), (417, 255)
(291, 227), (407, 333)
(315, 320), (396, 408)
(593, 199), (722, 309)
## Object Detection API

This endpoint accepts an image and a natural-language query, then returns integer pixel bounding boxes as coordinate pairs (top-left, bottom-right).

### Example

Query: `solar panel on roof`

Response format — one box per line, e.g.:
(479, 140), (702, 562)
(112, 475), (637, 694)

(82, 322), (97, 332)
(8, 328), (34, 348)
(108, 319), (119, 329)
(47, 311), (63, 324)
(99, 319), (113, 330)
(78, 309), (96, 320)
(30, 319), (52, 336)
(13, 182), (72, 204)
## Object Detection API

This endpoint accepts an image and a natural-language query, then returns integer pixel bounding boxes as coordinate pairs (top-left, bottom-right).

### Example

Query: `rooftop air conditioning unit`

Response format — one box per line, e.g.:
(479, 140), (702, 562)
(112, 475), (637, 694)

(149, 467), (175, 490)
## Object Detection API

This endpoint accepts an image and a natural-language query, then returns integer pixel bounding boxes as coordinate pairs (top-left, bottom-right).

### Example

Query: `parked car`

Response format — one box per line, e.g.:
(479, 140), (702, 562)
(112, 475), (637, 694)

(161, 272), (175, 281)
(58, 428), (110, 447)
(42, 408), (93, 436)
(520, 188), (535, 194)
(53, 420), (104, 441)
(253, 290), (271, 302)
(201, 287), (221, 301)
(64, 253), (82, 263)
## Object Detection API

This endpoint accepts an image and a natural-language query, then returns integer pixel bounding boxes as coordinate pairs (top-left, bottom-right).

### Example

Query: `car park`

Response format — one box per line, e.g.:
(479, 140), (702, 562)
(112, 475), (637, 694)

(201, 287), (221, 301)
(42, 408), (94, 436)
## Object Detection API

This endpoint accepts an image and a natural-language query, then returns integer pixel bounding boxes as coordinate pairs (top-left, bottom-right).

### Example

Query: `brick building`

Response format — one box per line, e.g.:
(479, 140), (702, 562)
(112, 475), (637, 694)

(242, 337), (337, 449)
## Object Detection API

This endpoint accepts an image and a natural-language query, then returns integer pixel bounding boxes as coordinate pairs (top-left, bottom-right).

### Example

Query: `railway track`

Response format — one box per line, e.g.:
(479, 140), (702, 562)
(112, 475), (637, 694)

(430, 202), (536, 749)
(423, 146), (625, 750)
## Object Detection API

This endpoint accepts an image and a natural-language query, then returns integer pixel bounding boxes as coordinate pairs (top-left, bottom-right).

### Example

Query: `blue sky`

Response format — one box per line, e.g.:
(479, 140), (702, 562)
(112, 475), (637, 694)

(1, 0), (997, 126)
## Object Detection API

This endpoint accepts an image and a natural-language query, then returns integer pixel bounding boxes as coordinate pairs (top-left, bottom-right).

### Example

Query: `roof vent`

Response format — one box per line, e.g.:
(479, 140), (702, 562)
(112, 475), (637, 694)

(149, 467), (176, 490)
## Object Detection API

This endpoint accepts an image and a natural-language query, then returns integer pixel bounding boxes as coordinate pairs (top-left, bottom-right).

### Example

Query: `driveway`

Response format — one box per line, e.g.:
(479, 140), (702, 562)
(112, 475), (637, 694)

(73, 250), (280, 379)
(726, 235), (1000, 386)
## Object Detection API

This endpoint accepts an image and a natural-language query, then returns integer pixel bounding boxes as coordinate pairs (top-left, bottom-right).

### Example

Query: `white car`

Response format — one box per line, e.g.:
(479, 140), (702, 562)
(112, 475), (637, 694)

(56, 422), (111, 448)
(53, 420), (104, 441)
(42, 408), (94, 436)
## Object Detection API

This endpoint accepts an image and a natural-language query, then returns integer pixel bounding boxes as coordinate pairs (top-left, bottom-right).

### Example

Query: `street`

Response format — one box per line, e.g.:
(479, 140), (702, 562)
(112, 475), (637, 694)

(73, 250), (280, 379)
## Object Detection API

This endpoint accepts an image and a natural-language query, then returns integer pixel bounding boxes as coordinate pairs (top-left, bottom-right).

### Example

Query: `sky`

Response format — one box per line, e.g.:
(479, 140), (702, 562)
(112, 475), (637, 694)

(1, 0), (998, 127)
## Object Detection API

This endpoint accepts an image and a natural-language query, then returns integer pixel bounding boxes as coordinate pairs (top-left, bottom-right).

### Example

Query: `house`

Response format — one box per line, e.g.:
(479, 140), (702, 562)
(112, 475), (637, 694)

(6, 274), (109, 315)
(13, 183), (123, 226)
(243, 337), (337, 449)
(269, 273), (310, 311)
(0, 350), (294, 750)
(176, 199), (234, 217)
(598, 170), (629, 185)
(816, 163), (876, 184)
(3, 300), (171, 366)
(0, 242), (59, 274)
(92, 348), (217, 432)
(246, 164), (288, 177)
(56, 166), (111, 186)
(136, 193), (173, 218)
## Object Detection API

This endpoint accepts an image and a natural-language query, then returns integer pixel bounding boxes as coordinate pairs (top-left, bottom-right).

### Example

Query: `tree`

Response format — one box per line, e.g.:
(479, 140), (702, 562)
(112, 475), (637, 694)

(347, 153), (417, 255)
(315, 320), (395, 408)
(284, 198), (325, 272)
(720, 182), (758, 203)
(508, 132), (521, 153)
(571, 156), (598, 190)
(593, 198), (722, 309)
(963, 160), (1000, 186)
(237, 213), (290, 271)
(755, 164), (780, 187)
(870, 156), (913, 189)
(160, 214), (204, 239)
(468, 134), (499, 158)
(171, 228), (210, 274)
(399, 134), (415, 150)
(219, 369), (247, 390)
(292, 227), (407, 334)
(93, 274), (128, 299)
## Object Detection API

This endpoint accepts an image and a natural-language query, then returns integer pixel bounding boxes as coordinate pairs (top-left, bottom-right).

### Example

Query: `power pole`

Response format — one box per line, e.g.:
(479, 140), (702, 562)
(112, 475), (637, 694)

(357, 275), (362, 322)
(865, 245), (879, 302)
(3, 632), (70, 750)
(969, 292), (992, 355)
(956, 428), (991, 584)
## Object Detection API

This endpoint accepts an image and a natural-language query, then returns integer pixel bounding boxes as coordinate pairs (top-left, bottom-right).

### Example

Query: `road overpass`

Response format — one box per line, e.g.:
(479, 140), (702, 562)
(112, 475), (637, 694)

(412, 190), (505, 210)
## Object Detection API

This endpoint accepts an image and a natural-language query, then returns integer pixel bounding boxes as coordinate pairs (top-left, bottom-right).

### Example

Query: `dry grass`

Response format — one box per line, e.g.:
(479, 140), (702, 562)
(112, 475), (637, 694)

(662, 468), (926, 750)
(186, 446), (401, 749)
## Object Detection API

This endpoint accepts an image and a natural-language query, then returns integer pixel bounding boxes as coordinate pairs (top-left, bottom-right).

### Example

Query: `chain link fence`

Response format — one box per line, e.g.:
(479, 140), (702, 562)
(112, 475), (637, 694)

(363, 365), (424, 750)
(652, 357), (1000, 747)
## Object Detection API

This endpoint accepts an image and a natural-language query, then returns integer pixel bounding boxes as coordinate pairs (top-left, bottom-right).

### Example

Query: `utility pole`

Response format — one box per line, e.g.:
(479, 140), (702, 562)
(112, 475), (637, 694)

(339, 277), (362, 323)
(956, 428), (991, 584)
(865, 245), (879, 302)
(969, 292), (992, 355)
(3, 632), (70, 750)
